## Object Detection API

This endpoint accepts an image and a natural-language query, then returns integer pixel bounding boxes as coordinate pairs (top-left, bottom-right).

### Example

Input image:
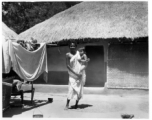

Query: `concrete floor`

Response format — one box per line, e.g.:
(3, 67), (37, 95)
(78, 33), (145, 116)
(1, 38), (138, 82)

(3, 85), (149, 118)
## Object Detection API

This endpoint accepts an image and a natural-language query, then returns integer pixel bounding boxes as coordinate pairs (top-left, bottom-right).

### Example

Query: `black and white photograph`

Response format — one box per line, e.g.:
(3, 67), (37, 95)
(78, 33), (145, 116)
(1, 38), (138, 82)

(2, 1), (149, 118)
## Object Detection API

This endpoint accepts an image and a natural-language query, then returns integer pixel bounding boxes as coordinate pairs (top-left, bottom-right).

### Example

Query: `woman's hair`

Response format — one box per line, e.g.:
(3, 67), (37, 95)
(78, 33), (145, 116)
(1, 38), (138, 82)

(69, 42), (77, 48)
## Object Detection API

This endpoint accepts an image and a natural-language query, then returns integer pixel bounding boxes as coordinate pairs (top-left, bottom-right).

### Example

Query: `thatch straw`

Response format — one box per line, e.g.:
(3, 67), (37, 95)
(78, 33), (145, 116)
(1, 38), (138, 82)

(2, 22), (18, 40)
(18, 2), (148, 43)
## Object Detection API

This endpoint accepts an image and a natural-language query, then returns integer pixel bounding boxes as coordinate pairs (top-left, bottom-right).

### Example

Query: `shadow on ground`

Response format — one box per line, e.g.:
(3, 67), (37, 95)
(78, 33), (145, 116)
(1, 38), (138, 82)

(70, 104), (93, 109)
(3, 99), (51, 117)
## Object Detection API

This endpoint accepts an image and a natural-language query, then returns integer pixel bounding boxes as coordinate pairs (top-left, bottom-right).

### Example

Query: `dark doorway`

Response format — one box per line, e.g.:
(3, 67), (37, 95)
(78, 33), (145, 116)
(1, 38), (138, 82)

(85, 45), (105, 87)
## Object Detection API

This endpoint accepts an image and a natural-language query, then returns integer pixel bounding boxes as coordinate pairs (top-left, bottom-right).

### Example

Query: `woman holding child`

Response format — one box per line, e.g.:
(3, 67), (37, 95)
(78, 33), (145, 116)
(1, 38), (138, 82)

(65, 42), (90, 110)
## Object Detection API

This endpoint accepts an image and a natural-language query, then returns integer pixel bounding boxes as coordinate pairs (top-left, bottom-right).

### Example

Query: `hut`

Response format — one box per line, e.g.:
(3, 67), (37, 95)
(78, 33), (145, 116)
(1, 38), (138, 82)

(18, 2), (148, 89)
(2, 22), (19, 111)
(2, 22), (17, 41)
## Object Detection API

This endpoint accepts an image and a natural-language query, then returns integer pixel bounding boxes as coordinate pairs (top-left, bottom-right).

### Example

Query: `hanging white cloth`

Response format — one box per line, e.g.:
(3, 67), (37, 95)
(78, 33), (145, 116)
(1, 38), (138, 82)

(2, 37), (11, 73)
(8, 40), (48, 82)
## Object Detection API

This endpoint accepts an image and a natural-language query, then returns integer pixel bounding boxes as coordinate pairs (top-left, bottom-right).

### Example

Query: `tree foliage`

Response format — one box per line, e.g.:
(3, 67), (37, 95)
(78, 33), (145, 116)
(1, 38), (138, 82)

(2, 2), (80, 34)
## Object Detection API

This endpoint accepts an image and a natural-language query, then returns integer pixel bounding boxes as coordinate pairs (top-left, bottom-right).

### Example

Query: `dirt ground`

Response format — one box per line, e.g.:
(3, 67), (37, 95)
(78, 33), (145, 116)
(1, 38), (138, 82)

(3, 85), (149, 118)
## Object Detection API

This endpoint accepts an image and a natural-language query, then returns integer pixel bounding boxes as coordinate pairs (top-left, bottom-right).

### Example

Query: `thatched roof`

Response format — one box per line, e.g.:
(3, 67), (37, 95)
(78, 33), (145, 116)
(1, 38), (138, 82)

(18, 2), (148, 43)
(2, 22), (18, 40)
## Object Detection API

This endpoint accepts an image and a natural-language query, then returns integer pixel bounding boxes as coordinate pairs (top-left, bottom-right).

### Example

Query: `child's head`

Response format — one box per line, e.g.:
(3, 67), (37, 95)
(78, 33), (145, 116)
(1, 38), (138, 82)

(78, 47), (85, 56)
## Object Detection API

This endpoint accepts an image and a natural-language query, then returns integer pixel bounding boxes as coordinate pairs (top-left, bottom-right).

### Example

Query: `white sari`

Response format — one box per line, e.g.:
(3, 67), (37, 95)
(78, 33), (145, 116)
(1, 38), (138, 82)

(67, 51), (86, 100)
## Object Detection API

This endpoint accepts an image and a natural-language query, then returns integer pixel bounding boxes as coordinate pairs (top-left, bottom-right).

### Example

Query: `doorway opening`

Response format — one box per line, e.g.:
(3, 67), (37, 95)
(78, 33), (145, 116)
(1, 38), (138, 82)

(85, 45), (105, 87)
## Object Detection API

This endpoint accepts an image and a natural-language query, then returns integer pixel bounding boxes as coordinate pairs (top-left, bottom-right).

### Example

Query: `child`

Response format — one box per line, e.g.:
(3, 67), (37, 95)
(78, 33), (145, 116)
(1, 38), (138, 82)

(78, 47), (90, 85)
(78, 47), (90, 70)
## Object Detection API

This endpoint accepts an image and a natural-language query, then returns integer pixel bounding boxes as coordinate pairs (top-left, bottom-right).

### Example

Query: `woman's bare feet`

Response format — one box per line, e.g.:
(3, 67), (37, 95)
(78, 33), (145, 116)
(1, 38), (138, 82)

(64, 106), (69, 110)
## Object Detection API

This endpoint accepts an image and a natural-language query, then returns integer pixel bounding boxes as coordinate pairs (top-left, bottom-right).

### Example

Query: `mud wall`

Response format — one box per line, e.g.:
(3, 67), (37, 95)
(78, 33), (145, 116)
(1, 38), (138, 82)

(107, 42), (148, 89)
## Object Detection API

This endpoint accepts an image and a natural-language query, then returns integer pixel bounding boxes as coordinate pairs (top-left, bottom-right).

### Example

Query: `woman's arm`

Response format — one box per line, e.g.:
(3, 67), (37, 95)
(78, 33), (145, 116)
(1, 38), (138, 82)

(66, 53), (70, 67)
(66, 53), (81, 77)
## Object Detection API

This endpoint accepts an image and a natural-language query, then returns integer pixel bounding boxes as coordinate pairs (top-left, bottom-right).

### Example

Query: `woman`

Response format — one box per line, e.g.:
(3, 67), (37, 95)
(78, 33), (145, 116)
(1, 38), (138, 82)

(65, 43), (89, 110)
